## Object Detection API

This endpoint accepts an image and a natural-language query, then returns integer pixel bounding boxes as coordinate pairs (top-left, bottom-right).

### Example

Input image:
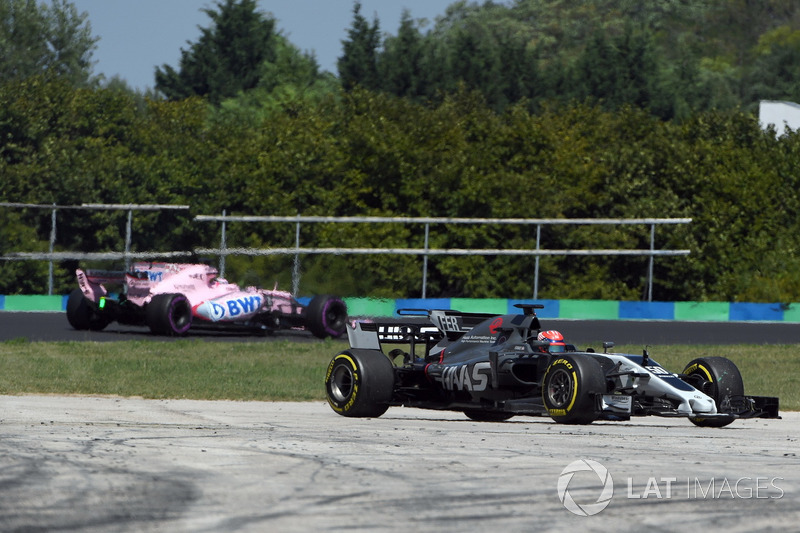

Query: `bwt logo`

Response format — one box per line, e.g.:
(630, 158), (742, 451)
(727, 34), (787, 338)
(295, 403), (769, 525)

(135, 270), (163, 282)
(208, 296), (262, 320)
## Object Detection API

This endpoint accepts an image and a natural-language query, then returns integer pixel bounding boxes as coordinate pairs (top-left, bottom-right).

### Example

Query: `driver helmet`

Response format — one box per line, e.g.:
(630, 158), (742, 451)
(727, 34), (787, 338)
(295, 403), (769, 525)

(537, 330), (566, 352)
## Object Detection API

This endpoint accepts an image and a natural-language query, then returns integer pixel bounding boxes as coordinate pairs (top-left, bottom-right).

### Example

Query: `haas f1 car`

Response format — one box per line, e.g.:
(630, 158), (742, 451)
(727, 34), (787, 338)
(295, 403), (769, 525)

(325, 304), (780, 426)
(67, 262), (348, 338)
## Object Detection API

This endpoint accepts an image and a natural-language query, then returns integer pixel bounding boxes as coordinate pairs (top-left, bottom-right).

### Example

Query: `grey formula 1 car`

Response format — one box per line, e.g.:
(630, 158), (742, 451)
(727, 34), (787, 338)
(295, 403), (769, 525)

(324, 304), (780, 426)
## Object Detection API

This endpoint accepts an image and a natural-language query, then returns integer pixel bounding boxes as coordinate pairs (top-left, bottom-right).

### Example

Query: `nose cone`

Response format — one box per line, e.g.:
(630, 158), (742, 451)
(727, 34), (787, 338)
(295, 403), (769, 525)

(194, 301), (226, 322)
(690, 397), (717, 414)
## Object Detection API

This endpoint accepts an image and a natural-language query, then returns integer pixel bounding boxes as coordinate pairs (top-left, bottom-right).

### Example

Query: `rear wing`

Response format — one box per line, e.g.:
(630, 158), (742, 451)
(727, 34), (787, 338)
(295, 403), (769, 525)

(347, 320), (442, 353)
(79, 269), (127, 285)
(347, 308), (508, 356)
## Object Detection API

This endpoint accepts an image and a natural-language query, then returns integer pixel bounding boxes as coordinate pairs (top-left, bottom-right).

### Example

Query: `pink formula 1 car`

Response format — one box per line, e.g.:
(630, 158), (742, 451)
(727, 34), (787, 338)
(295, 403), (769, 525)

(66, 262), (348, 338)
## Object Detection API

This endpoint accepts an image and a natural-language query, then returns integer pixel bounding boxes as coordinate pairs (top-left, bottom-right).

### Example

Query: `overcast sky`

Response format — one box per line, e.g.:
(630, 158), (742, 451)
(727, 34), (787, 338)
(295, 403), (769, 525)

(70, 0), (463, 91)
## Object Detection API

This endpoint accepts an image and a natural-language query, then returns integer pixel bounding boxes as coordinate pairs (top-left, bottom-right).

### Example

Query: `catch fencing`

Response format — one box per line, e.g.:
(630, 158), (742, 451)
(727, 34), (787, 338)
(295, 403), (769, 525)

(1, 203), (691, 299)
(194, 213), (692, 300)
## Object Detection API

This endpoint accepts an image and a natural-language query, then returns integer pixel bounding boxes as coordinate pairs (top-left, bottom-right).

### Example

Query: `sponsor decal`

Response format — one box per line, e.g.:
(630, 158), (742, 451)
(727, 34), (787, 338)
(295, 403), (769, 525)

(489, 317), (503, 334)
(134, 270), (163, 282)
(459, 335), (496, 344)
(645, 365), (673, 376)
(434, 313), (461, 332)
(436, 362), (491, 391)
(200, 295), (262, 321)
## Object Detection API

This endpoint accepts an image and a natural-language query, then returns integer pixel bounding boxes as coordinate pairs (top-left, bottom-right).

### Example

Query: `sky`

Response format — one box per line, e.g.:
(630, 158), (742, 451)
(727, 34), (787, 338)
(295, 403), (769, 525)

(70, 0), (460, 91)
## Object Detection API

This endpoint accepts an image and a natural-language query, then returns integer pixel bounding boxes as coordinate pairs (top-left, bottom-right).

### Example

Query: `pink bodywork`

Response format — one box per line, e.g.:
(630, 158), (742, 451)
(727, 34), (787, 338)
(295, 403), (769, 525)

(76, 262), (300, 323)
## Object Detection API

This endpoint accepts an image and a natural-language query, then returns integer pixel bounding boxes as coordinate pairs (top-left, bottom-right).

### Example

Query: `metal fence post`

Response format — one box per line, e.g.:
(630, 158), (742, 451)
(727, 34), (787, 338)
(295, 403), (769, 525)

(48, 205), (56, 296)
(219, 209), (227, 278)
(292, 219), (301, 296)
(648, 223), (655, 302)
(533, 224), (541, 300)
(124, 209), (133, 271)
(422, 223), (430, 299)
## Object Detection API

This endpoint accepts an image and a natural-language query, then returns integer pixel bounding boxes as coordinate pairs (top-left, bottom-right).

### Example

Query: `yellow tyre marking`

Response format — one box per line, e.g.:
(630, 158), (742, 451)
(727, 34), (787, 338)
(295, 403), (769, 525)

(696, 364), (713, 382)
(335, 353), (357, 369)
(566, 370), (578, 412)
(328, 354), (359, 412)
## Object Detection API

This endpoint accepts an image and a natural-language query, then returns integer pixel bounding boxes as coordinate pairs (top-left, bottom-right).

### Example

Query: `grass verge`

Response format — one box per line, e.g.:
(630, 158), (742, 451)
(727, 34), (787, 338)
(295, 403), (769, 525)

(0, 339), (796, 410)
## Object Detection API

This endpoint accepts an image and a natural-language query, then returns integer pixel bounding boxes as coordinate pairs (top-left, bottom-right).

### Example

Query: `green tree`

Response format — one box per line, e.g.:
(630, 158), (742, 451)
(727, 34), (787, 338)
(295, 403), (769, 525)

(338, 2), (381, 92)
(568, 27), (667, 115)
(379, 10), (424, 98)
(0, 0), (97, 86)
(155, 0), (279, 103)
(744, 26), (800, 105)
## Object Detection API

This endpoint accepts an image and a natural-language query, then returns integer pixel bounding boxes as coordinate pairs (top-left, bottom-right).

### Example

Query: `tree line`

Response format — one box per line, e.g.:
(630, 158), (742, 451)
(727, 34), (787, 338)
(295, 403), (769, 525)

(2, 0), (800, 303)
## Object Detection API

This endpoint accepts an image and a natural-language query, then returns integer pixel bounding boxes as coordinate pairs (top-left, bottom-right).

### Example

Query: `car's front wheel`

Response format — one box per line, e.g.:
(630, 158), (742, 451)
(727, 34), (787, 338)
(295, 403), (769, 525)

(683, 357), (744, 428)
(325, 349), (394, 417)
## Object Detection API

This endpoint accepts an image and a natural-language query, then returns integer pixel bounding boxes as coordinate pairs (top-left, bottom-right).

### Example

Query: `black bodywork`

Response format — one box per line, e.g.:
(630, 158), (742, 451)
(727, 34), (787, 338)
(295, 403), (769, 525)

(325, 304), (780, 425)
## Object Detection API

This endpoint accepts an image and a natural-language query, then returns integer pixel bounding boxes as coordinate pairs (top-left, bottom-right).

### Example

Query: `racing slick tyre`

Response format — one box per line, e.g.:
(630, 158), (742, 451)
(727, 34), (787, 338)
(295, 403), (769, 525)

(463, 410), (515, 422)
(306, 295), (348, 338)
(146, 293), (192, 336)
(682, 357), (745, 428)
(325, 349), (394, 418)
(66, 289), (111, 331)
(542, 354), (605, 425)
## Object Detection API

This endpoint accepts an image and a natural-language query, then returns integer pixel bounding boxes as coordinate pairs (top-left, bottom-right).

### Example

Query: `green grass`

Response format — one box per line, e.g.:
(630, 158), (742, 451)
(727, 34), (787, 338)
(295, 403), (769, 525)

(0, 339), (797, 410)
(0, 338), (346, 401)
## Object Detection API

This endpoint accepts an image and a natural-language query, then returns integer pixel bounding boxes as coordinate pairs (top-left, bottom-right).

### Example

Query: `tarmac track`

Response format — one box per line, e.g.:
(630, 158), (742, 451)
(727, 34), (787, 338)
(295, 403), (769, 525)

(4, 311), (800, 344)
(1, 311), (799, 531)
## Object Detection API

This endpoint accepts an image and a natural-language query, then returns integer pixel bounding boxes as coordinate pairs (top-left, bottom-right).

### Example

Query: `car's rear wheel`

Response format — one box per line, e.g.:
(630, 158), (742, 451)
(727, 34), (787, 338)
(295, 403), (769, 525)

(542, 354), (605, 424)
(66, 289), (111, 331)
(683, 357), (744, 428)
(146, 293), (192, 336)
(325, 349), (394, 417)
(306, 295), (348, 338)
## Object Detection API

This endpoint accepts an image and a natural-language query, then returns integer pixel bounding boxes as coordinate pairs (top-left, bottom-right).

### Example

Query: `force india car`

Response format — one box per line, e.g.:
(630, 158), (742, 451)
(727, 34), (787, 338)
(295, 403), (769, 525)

(325, 304), (780, 426)
(67, 262), (348, 338)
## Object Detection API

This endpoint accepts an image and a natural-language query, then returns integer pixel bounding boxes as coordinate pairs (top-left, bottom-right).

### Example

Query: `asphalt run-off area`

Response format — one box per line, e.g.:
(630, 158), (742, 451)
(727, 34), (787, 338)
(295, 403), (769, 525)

(1, 311), (799, 531)
(1, 397), (798, 532)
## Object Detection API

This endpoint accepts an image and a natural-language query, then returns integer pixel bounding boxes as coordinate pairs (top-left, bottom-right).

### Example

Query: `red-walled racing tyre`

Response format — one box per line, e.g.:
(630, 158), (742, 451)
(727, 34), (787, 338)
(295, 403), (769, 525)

(326, 349), (394, 417)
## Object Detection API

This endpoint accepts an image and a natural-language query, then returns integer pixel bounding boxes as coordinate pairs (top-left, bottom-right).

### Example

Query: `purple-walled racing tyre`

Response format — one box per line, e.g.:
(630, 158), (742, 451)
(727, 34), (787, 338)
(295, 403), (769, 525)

(306, 295), (348, 338)
(146, 293), (192, 336)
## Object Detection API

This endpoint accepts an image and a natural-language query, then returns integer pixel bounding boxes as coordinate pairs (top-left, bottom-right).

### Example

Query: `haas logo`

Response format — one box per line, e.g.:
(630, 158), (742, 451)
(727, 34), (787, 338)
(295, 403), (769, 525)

(489, 317), (503, 334)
